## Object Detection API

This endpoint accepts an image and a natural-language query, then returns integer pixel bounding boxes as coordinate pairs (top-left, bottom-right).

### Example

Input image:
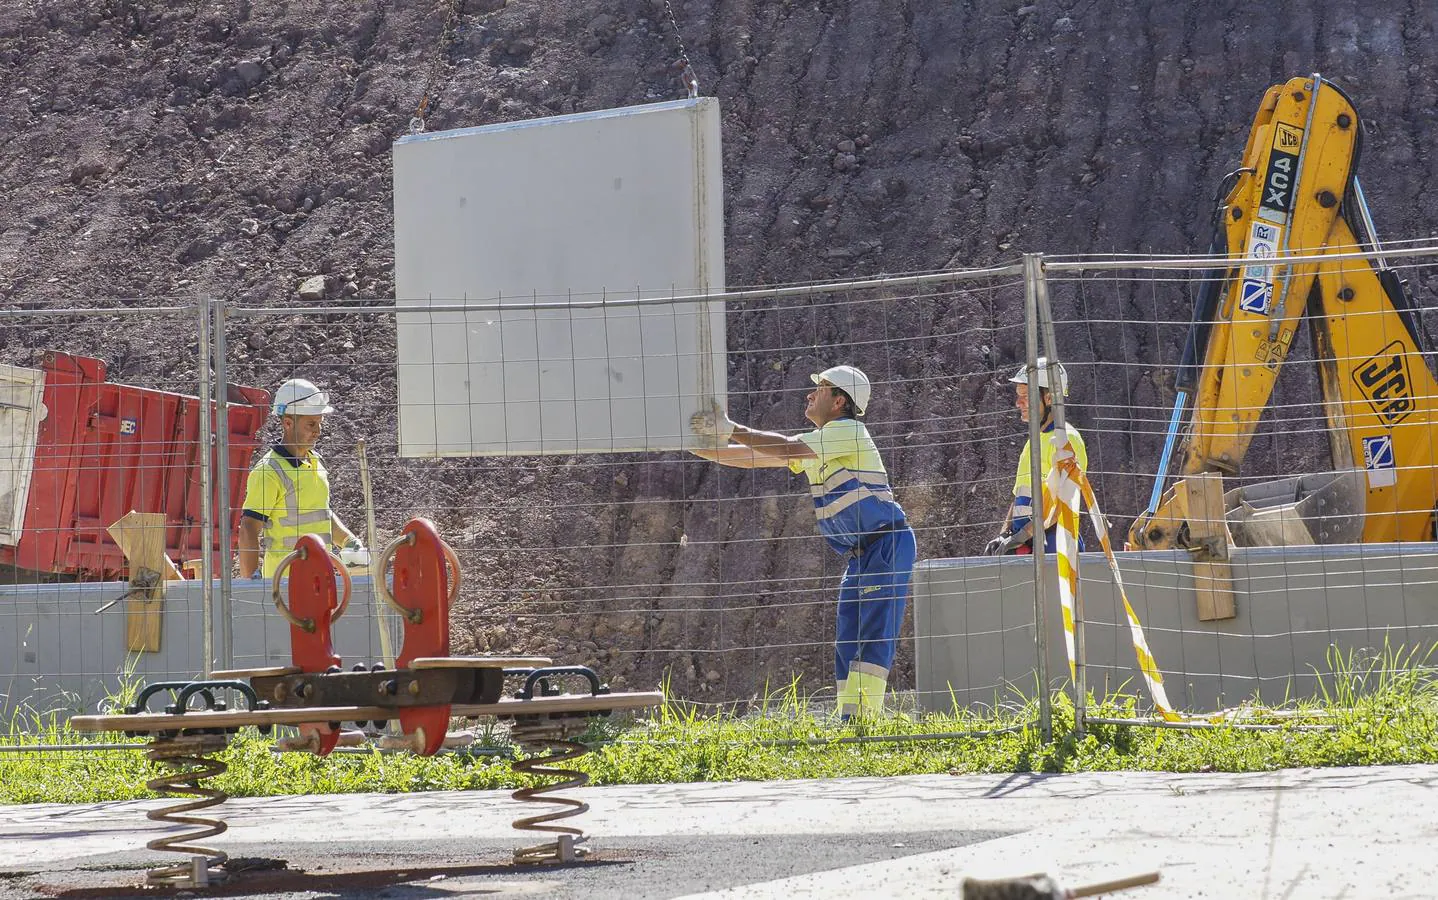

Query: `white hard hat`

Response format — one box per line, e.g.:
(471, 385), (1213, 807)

(811, 365), (871, 416)
(272, 378), (334, 417)
(1008, 357), (1069, 397)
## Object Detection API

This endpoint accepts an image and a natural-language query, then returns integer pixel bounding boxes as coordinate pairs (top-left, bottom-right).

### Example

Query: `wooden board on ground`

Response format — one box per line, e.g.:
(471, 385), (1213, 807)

(410, 656), (552, 669)
(107, 511), (183, 652)
(69, 691), (665, 733)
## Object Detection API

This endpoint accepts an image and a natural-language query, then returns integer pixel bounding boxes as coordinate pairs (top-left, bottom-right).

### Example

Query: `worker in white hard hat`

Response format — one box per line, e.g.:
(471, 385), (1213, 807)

(984, 357), (1088, 556)
(237, 378), (369, 579)
(688, 364), (916, 720)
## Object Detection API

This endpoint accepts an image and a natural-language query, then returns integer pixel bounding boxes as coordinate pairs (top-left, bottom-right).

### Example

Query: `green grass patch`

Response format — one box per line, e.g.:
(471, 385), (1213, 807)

(4, 649), (1438, 805)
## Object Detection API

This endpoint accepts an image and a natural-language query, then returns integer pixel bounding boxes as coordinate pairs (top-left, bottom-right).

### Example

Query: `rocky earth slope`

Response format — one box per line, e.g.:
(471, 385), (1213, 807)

(3, 1), (1436, 702)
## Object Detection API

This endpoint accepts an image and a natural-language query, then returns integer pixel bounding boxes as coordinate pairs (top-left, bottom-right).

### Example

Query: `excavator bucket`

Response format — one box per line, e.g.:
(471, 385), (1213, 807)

(1224, 470), (1367, 547)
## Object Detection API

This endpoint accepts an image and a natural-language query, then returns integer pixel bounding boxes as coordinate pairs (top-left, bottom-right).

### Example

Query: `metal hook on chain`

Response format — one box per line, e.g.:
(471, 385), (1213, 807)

(663, 0), (701, 99)
(408, 0), (465, 135)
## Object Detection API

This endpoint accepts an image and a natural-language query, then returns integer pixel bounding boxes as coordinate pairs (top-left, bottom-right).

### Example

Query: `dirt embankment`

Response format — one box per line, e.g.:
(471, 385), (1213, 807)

(3, 2), (1436, 700)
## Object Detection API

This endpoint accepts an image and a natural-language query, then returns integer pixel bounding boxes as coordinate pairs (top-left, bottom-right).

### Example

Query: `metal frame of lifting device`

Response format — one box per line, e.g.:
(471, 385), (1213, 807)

(70, 517), (662, 889)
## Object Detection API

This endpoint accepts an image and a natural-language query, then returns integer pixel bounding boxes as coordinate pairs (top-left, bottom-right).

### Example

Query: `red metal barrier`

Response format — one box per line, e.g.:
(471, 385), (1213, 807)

(1, 351), (270, 580)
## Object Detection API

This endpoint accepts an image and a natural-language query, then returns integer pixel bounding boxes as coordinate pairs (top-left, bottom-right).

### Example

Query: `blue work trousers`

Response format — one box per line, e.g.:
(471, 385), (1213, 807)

(834, 526), (917, 682)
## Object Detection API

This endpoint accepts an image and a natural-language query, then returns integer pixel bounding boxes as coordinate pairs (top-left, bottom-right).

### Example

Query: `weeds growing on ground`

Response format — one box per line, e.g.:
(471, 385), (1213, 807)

(2, 645), (1436, 804)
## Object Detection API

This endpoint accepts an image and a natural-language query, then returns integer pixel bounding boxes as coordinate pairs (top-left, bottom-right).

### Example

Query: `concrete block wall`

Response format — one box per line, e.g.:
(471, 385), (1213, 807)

(0, 578), (393, 721)
(914, 544), (1438, 714)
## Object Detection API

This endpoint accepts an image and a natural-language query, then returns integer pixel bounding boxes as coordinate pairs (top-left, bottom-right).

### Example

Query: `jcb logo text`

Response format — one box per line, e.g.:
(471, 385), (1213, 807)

(1353, 342), (1414, 425)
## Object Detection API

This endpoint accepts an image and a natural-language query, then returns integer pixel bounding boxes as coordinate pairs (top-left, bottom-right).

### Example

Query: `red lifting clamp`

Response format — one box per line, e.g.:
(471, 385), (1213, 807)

(377, 517), (462, 756)
(272, 533), (352, 756)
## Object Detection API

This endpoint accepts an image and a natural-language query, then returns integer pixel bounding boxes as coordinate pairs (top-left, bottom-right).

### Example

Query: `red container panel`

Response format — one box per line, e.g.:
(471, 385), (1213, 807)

(5, 351), (270, 580)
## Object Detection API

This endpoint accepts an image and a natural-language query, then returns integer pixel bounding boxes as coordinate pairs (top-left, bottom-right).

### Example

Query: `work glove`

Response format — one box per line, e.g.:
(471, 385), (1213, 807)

(983, 531), (1025, 557)
(338, 540), (371, 569)
(689, 399), (735, 443)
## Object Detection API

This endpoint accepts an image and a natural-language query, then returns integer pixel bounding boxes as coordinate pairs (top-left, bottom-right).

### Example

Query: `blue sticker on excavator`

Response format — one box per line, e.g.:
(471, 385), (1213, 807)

(1362, 435), (1397, 488)
(1238, 278), (1272, 315)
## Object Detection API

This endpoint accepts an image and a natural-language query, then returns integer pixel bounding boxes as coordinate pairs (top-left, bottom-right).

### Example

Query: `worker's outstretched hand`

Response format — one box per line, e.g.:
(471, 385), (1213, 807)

(690, 399), (735, 443)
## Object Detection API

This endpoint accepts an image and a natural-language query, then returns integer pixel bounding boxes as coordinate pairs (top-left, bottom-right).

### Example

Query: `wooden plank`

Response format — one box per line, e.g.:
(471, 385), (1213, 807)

(107, 511), (183, 579)
(107, 511), (182, 652)
(409, 656), (552, 669)
(122, 596), (162, 653)
(210, 666), (301, 680)
(1193, 560), (1236, 622)
(69, 690), (665, 733)
(1182, 475), (1237, 621)
(1182, 474), (1230, 552)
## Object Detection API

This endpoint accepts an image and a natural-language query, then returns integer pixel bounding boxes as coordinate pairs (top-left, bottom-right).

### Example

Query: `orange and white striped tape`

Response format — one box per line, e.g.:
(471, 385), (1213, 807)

(1044, 445), (1179, 721)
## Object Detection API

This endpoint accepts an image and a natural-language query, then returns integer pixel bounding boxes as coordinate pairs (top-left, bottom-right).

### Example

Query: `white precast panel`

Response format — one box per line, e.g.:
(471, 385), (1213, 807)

(393, 98), (726, 456)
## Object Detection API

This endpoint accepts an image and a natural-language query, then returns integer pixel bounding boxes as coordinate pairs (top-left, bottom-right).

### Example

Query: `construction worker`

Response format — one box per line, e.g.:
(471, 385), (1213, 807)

(689, 365), (916, 720)
(237, 378), (370, 579)
(984, 358), (1087, 556)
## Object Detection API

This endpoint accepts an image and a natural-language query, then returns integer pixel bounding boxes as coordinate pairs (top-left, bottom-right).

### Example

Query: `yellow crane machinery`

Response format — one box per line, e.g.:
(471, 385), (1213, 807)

(1130, 74), (1438, 556)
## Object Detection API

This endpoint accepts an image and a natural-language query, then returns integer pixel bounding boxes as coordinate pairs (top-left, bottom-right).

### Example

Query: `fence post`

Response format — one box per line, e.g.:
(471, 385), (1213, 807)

(1022, 253), (1052, 743)
(212, 299), (234, 671)
(196, 299), (215, 678)
(1033, 263), (1086, 737)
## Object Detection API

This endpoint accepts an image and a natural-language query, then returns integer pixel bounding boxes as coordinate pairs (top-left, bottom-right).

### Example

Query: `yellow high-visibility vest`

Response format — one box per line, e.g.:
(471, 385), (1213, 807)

(1013, 422), (1088, 526)
(242, 446), (332, 577)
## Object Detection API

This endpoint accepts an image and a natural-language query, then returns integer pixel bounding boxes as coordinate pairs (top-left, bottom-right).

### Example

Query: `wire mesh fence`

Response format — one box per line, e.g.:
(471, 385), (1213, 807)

(1038, 244), (1438, 721)
(221, 267), (1037, 716)
(0, 302), (221, 728)
(3, 245), (1438, 753)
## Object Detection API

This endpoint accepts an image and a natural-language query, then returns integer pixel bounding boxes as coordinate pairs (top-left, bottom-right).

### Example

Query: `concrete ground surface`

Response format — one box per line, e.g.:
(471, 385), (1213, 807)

(2, 765), (1435, 898)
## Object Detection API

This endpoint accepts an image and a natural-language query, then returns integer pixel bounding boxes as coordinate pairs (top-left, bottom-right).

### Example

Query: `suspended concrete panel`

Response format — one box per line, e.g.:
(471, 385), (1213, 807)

(392, 99), (726, 457)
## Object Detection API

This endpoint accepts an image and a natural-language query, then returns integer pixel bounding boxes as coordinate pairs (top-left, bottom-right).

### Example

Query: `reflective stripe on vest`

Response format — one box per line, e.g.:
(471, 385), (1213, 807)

(265, 455), (331, 551)
(809, 468), (896, 521)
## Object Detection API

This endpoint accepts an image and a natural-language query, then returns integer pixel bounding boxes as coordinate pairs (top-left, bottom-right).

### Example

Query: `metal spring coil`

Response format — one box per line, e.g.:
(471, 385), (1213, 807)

(143, 733), (231, 887)
(509, 720), (591, 864)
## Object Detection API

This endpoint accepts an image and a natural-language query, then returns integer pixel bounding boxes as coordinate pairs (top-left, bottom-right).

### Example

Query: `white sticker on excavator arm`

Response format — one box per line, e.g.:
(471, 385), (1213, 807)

(1362, 435), (1397, 489)
(1244, 220), (1281, 281)
(1238, 220), (1283, 317)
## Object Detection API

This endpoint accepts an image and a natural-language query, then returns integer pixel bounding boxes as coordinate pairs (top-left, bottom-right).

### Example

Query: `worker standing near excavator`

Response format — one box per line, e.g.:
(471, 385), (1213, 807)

(237, 378), (371, 579)
(984, 358), (1088, 556)
(688, 365), (916, 720)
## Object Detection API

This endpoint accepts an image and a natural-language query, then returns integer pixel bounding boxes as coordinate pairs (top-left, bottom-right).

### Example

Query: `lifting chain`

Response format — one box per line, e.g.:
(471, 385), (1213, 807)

(508, 718), (593, 864)
(410, 0), (467, 134)
(663, 0), (700, 98)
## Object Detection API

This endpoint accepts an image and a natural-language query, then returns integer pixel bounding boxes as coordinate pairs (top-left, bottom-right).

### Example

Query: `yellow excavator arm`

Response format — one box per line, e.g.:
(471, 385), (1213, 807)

(1130, 74), (1438, 551)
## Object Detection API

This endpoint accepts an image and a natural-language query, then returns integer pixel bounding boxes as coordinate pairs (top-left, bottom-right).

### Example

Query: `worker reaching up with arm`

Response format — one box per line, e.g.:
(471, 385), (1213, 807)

(689, 365), (917, 720)
(237, 378), (370, 579)
(984, 358), (1088, 556)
